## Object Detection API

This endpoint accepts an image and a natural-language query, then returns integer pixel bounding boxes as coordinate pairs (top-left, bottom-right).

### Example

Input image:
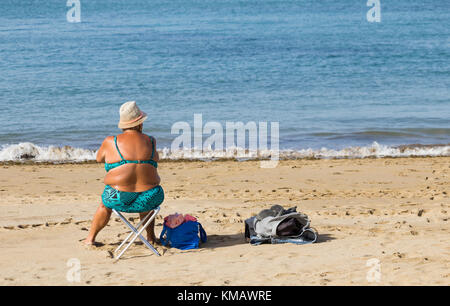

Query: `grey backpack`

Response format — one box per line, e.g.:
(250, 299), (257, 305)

(245, 205), (318, 245)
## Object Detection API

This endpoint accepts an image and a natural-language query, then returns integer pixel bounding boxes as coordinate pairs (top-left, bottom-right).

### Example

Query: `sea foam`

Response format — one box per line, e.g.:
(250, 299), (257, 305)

(0, 142), (448, 163)
(0, 142), (97, 163)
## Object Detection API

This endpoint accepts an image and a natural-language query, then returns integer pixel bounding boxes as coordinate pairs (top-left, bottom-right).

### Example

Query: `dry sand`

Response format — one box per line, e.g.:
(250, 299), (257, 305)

(0, 157), (449, 285)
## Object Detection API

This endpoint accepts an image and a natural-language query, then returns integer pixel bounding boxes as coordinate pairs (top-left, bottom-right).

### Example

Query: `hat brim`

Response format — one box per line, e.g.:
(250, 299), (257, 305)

(118, 112), (148, 129)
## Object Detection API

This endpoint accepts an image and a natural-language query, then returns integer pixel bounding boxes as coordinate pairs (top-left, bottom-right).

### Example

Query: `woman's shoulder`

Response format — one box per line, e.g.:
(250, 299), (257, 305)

(104, 135), (115, 142)
(101, 136), (115, 147)
(143, 134), (155, 142)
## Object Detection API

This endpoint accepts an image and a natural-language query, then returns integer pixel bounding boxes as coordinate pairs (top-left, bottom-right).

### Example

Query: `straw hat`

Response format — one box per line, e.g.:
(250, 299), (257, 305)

(118, 101), (148, 129)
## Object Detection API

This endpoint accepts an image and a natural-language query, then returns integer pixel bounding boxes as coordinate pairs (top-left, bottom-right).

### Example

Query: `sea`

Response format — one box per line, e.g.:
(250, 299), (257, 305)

(0, 0), (449, 162)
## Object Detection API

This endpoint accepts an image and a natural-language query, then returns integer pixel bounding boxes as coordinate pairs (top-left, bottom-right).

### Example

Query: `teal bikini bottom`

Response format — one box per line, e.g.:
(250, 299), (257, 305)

(102, 185), (164, 213)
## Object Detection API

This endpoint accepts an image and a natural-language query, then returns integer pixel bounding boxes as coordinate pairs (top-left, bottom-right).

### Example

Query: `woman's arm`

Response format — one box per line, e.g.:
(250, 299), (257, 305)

(96, 136), (113, 163)
(151, 136), (159, 162)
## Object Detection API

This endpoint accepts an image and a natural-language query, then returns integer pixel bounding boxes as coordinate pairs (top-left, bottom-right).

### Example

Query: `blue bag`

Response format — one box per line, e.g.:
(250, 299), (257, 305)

(159, 221), (207, 250)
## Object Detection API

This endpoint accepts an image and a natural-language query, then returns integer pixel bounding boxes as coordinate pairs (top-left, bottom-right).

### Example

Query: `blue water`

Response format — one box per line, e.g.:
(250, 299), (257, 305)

(0, 0), (449, 151)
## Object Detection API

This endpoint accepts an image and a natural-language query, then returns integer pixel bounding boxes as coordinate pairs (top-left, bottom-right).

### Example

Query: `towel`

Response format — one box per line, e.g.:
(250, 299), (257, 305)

(164, 213), (198, 228)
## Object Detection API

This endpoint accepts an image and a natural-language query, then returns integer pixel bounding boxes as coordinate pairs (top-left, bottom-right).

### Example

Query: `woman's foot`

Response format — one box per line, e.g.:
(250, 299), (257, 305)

(83, 238), (101, 246)
(79, 239), (104, 250)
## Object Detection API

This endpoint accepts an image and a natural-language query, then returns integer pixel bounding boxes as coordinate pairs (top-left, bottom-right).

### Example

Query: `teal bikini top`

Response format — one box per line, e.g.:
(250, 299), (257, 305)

(105, 135), (158, 172)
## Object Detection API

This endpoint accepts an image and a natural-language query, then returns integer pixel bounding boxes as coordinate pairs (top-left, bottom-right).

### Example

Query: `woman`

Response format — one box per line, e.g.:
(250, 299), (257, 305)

(84, 101), (164, 246)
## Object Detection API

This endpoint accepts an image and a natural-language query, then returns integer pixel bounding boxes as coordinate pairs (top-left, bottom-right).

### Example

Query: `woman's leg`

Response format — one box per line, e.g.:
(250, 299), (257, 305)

(139, 210), (157, 244)
(84, 203), (112, 245)
(136, 187), (164, 244)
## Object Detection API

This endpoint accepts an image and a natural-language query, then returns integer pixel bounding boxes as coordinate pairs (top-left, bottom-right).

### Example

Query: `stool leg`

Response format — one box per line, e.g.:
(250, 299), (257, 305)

(114, 208), (161, 260)
(114, 210), (151, 254)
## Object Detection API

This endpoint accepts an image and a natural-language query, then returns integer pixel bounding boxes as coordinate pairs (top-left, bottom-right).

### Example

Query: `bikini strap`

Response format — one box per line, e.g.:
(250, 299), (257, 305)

(114, 136), (125, 161)
(150, 136), (155, 160)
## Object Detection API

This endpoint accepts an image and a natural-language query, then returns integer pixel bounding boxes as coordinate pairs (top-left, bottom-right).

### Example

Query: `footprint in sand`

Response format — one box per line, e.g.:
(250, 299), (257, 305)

(274, 272), (298, 279)
(393, 252), (406, 259)
(320, 278), (331, 285)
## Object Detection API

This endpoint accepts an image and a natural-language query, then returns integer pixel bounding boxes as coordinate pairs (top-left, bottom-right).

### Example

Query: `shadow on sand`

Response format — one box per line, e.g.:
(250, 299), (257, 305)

(105, 231), (337, 260)
(315, 233), (336, 243)
(203, 231), (336, 248)
(202, 233), (247, 249)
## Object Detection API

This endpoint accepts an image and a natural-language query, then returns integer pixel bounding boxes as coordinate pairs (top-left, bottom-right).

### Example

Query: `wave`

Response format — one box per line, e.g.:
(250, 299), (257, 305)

(0, 142), (97, 163)
(274, 143), (450, 159)
(0, 142), (449, 163)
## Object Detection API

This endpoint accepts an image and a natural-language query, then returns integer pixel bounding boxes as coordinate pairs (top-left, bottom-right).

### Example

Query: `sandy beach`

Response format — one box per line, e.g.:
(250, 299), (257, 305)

(0, 157), (449, 285)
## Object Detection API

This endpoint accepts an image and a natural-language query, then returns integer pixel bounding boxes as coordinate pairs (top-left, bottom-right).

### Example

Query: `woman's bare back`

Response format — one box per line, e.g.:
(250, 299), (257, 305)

(99, 130), (160, 192)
